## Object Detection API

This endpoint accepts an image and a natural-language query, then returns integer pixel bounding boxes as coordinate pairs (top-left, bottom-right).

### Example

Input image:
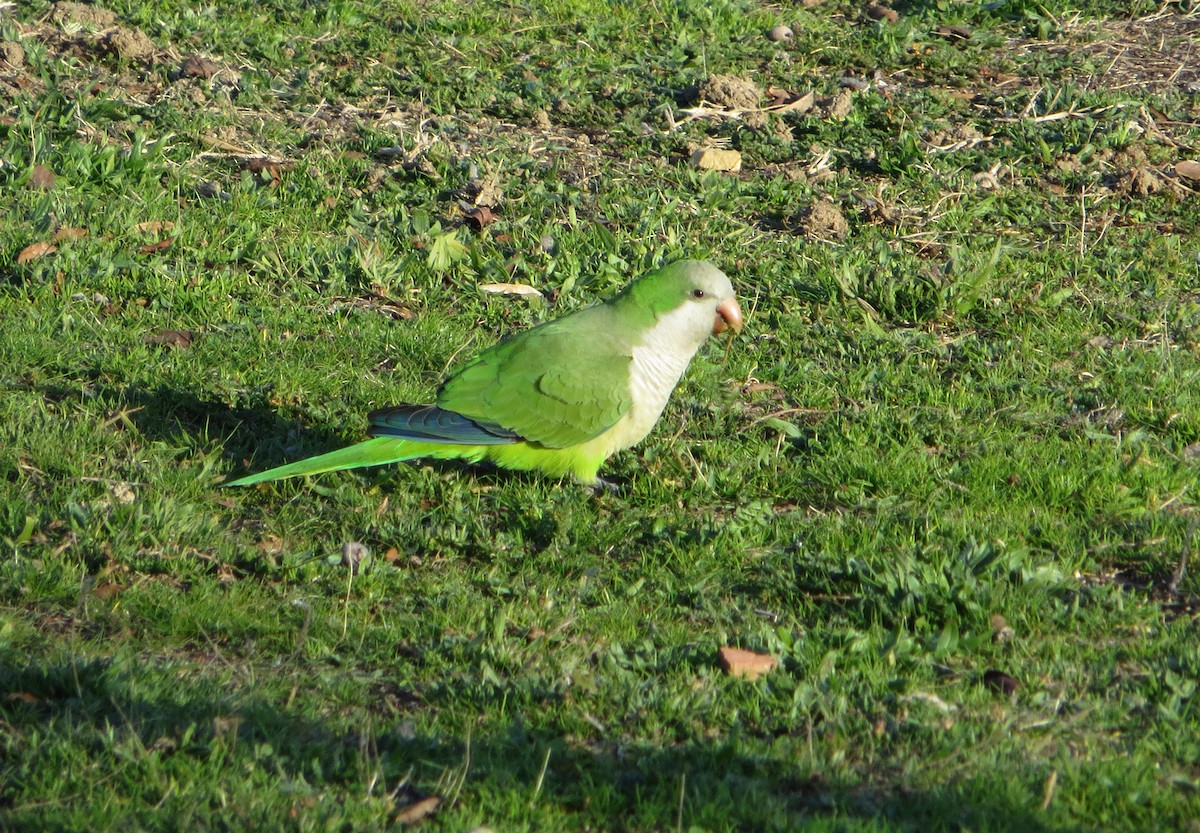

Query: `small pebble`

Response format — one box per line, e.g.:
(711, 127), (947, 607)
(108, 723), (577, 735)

(767, 25), (793, 42)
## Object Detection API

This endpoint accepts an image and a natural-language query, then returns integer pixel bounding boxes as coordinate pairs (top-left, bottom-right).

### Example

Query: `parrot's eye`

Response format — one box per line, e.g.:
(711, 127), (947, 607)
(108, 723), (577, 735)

(692, 289), (706, 298)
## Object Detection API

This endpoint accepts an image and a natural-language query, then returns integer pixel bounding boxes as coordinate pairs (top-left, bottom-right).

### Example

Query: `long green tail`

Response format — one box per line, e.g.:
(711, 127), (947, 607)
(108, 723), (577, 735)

(227, 432), (604, 487)
(224, 438), (457, 487)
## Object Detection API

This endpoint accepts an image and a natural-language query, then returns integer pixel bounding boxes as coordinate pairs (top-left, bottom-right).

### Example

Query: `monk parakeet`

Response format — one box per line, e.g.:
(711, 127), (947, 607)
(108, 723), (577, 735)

(226, 259), (742, 488)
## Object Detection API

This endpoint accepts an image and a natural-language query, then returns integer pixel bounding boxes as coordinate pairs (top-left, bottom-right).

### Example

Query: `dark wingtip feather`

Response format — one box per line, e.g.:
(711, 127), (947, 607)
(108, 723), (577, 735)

(367, 404), (520, 445)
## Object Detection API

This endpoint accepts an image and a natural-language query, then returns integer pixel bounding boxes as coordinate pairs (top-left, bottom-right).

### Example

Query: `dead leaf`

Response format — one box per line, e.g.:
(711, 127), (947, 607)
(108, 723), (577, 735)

(1175, 161), (1200, 181)
(139, 238), (174, 254)
(865, 3), (899, 23)
(6, 692), (39, 704)
(29, 164), (55, 190)
(394, 796), (441, 825)
(242, 157), (294, 177)
(144, 329), (196, 348)
(16, 242), (56, 264)
(52, 227), (89, 242)
(764, 89), (814, 115)
(199, 135), (254, 155)
(717, 646), (778, 680)
(134, 221), (175, 235)
(692, 148), (742, 172)
(92, 582), (122, 600)
(479, 282), (544, 300)
(463, 206), (498, 230)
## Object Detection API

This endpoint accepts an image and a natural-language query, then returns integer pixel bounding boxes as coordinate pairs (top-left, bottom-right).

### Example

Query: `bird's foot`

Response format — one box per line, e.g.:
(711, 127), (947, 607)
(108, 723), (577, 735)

(591, 477), (621, 495)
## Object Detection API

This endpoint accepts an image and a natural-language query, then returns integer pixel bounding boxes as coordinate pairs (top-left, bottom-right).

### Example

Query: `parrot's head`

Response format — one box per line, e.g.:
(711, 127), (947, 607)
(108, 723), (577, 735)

(633, 260), (743, 343)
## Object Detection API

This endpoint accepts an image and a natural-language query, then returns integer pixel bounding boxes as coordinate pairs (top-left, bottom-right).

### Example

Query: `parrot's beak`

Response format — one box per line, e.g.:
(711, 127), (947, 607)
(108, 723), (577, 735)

(713, 297), (743, 335)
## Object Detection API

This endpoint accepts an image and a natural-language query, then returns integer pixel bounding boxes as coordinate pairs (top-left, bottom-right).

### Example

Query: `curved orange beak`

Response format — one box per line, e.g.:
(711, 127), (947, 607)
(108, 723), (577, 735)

(713, 297), (743, 335)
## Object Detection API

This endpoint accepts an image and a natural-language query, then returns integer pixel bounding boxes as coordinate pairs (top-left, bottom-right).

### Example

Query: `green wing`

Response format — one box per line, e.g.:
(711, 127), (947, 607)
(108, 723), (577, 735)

(437, 305), (633, 448)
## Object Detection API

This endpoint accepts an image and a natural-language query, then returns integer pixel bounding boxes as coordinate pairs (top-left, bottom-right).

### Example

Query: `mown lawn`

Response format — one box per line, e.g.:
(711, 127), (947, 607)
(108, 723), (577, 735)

(3, 0), (1200, 830)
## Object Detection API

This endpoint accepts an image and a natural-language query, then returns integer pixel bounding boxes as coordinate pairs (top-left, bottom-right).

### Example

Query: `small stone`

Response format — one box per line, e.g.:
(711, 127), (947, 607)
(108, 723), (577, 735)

(767, 25), (793, 42)
(717, 647), (778, 680)
(1175, 160), (1200, 181)
(196, 180), (231, 200)
(691, 148), (742, 173)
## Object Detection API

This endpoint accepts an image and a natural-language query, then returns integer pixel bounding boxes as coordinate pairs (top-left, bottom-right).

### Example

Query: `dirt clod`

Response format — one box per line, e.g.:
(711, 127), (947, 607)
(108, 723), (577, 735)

(698, 74), (762, 110)
(104, 28), (156, 60)
(180, 55), (220, 79)
(29, 165), (56, 190)
(0, 41), (26, 69)
(827, 89), (854, 120)
(794, 200), (849, 241)
(927, 123), (986, 149)
(51, 2), (118, 28)
(1126, 167), (1163, 196)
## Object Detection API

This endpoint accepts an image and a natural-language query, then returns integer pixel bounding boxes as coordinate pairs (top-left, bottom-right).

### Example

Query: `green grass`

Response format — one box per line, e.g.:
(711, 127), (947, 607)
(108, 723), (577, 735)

(4, 0), (1200, 829)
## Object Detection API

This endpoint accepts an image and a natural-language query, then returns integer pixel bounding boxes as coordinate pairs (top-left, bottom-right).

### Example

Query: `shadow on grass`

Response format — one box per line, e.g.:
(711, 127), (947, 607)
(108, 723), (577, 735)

(34, 380), (363, 477)
(0, 658), (1086, 832)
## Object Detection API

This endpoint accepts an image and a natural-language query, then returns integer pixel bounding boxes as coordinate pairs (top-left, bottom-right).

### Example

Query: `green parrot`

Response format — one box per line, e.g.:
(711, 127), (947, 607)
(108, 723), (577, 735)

(226, 259), (742, 488)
